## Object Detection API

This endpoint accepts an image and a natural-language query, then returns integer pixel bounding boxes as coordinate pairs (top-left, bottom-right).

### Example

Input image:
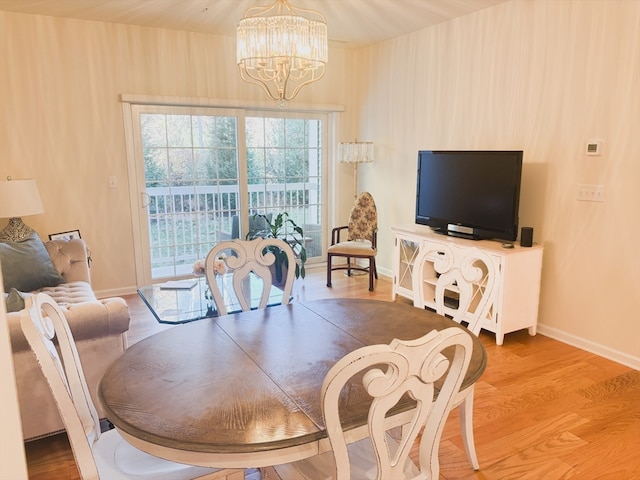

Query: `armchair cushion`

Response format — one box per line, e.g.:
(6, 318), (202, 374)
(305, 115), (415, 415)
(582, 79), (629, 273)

(0, 233), (64, 292)
(327, 240), (376, 256)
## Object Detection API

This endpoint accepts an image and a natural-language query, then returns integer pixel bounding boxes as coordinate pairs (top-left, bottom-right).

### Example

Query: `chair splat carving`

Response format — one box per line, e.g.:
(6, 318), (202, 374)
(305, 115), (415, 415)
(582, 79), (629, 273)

(412, 243), (498, 471)
(272, 327), (473, 479)
(206, 237), (296, 316)
(20, 293), (243, 480)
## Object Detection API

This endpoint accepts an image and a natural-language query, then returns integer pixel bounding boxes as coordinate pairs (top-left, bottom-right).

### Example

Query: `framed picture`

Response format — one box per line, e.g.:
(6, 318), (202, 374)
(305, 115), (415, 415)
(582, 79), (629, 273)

(49, 230), (81, 241)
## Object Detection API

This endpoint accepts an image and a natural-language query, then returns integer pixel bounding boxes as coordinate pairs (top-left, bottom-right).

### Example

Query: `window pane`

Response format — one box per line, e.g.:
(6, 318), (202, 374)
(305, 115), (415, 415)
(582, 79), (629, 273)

(217, 117), (238, 147)
(141, 114), (167, 147)
(192, 116), (217, 148)
(264, 118), (285, 147)
(245, 114), (324, 258)
(167, 115), (192, 147)
(142, 112), (240, 278)
(193, 149), (216, 181)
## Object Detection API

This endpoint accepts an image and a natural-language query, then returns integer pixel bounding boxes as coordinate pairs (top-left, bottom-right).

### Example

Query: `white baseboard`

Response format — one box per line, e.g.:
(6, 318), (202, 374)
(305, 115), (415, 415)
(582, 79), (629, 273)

(537, 324), (640, 371)
(95, 286), (138, 298)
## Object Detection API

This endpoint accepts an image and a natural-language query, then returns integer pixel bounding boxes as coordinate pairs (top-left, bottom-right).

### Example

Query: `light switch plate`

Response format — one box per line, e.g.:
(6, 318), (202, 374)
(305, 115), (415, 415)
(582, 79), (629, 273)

(577, 184), (604, 202)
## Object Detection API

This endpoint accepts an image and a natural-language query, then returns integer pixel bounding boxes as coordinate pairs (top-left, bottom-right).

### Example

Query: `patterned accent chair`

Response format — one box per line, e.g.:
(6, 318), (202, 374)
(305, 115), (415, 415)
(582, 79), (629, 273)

(327, 192), (378, 291)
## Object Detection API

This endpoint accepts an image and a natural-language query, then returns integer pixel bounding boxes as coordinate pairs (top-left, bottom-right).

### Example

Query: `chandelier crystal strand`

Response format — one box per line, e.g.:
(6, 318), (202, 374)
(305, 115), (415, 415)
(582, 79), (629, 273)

(237, 0), (328, 102)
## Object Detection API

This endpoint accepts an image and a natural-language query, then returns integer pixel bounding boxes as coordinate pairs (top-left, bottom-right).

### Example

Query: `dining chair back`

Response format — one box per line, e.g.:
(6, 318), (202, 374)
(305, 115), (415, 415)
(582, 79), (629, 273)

(327, 191), (378, 291)
(206, 237), (296, 316)
(272, 327), (473, 479)
(20, 292), (243, 480)
(412, 243), (498, 471)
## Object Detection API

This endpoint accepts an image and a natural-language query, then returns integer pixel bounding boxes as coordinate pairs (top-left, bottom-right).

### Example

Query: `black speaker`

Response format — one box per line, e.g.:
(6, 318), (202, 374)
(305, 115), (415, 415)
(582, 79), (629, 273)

(520, 227), (533, 247)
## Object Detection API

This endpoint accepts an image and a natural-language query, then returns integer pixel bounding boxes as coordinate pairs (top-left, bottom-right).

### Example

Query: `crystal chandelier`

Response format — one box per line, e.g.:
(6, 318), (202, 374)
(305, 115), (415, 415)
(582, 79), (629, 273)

(236, 0), (328, 103)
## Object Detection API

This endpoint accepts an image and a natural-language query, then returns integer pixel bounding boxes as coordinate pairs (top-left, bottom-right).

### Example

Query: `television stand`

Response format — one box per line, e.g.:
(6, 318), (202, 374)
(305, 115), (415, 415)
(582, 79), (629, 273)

(391, 224), (544, 345)
(433, 228), (482, 241)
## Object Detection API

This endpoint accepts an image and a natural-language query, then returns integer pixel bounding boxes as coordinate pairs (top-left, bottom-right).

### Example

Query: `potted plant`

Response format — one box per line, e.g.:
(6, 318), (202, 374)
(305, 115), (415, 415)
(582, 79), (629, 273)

(247, 212), (307, 283)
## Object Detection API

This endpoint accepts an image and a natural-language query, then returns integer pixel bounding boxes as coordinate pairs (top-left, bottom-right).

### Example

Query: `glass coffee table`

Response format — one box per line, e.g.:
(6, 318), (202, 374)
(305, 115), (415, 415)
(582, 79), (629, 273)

(137, 275), (283, 324)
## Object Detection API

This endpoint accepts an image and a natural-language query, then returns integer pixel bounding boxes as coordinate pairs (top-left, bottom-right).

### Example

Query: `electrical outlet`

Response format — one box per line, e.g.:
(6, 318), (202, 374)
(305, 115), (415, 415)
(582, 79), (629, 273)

(108, 176), (118, 189)
(577, 184), (604, 202)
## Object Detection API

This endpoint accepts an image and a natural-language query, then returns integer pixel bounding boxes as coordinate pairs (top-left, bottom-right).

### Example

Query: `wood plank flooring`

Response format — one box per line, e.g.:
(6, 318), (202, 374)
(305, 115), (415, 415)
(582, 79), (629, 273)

(24, 266), (640, 479)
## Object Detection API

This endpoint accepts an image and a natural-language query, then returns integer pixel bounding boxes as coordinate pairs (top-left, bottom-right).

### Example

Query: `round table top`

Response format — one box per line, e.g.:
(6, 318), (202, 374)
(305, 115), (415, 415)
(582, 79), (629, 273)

(99, 298), (486, 464)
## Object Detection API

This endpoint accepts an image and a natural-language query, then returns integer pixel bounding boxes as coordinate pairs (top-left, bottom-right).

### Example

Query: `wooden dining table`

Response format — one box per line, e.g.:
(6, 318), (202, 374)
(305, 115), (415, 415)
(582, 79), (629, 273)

(98, 298), (487, 469)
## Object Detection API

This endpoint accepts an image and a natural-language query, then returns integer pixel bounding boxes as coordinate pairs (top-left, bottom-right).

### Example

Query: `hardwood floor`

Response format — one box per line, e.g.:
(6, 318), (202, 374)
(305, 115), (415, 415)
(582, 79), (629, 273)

(24, 267), (640, 479)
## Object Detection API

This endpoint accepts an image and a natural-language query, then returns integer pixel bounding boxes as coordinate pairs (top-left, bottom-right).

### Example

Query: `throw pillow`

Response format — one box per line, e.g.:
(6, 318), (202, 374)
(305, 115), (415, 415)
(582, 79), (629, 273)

(0, 232), (64, 292)
(5, 288), (32, 313)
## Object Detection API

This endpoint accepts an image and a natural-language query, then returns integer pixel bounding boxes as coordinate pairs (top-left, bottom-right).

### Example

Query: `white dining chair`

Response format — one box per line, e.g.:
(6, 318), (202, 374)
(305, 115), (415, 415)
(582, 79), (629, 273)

(205, 237), (297, 316)
(20, 292), (244, 480)
(271, 327), (473, 479)
(412, 243), (498, 470)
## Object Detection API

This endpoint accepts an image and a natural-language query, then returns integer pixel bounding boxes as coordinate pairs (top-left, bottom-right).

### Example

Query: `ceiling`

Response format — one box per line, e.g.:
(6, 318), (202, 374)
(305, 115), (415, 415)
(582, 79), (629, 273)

(0, 0), (508, 47)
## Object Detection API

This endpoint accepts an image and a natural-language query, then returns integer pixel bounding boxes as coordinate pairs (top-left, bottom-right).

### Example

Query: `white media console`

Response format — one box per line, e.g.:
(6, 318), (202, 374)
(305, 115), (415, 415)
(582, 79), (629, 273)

(391, 224), (544, 345)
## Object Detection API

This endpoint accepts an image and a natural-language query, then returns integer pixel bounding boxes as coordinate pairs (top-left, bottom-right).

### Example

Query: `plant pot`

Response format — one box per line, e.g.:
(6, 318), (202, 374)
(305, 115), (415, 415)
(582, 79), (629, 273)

(269, 263), (289, 288)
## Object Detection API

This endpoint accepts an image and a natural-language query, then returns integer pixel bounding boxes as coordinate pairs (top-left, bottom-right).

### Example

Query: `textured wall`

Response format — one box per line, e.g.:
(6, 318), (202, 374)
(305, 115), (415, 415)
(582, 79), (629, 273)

(0, 11), (357, 295)
(354, 0), (639, 362)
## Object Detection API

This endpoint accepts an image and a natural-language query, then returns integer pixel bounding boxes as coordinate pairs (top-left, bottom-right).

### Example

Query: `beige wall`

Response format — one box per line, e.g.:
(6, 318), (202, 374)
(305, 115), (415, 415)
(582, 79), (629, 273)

(0, 11), (358, 295)
(0, 1), (638, 365)
(354, 0), (639, 364)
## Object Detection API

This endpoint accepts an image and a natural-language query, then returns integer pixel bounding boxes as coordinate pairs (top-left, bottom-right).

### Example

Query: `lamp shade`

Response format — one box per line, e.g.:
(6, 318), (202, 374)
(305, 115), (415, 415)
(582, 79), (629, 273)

(0, 179), (44, 218)
(338, 142), (374, 164)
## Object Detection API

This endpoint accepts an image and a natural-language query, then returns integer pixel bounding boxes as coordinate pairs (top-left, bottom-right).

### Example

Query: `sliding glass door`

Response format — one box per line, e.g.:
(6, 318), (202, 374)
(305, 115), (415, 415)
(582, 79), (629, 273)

(127, 104), (326, 284)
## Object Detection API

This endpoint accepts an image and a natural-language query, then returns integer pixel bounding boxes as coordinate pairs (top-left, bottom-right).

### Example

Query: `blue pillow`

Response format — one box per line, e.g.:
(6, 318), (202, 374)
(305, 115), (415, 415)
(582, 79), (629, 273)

(0, 232), (64, 292)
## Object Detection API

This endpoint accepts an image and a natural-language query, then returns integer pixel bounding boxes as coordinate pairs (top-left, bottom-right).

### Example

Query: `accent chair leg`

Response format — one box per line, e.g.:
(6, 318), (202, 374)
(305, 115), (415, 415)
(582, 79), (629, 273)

(326, 254), (332, 287)
(368, 258), (374, 291)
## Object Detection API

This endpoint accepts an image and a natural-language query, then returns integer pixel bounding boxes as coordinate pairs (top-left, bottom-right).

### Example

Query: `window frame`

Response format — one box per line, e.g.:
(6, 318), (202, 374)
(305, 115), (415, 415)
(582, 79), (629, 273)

(122, 95), (341, 286)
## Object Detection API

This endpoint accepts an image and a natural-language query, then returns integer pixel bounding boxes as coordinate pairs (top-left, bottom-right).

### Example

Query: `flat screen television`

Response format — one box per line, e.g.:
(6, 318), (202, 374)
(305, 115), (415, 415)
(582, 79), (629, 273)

(415, 150), (523, 241)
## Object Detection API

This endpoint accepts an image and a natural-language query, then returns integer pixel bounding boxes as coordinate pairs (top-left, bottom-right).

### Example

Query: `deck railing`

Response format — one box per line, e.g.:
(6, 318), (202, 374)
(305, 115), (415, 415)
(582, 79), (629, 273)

(146, 183), (322, 277)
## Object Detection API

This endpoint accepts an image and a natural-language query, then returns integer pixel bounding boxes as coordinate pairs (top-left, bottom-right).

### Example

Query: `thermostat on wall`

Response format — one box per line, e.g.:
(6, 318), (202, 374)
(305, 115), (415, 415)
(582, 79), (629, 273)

(586, 140), (602, 156)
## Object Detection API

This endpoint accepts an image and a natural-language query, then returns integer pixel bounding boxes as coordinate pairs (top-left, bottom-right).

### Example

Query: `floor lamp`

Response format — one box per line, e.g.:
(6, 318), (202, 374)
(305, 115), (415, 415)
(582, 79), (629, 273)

(338, 140), (374, 199)
(337, 141), (374, 275)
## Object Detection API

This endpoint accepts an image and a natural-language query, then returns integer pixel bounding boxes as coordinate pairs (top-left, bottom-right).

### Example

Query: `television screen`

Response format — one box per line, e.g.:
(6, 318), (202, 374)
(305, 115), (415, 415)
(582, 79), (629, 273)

(415, 150), (523, 241)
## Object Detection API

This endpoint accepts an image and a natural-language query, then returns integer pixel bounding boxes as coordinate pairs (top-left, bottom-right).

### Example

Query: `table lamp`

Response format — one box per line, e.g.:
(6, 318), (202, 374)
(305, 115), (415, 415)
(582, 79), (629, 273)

(0, 177), (44, 242)
(338, 140), (374, 199)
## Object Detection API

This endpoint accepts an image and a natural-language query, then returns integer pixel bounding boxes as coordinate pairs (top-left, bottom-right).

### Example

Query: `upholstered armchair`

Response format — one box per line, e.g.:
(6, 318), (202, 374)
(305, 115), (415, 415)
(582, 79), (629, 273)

(326, 192), (378, 291)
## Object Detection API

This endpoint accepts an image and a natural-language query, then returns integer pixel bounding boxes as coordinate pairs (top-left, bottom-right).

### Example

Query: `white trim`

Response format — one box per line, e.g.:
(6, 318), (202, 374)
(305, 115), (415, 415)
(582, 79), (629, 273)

(536, 324), (640, 370)
(95, 287), (139, 298)
(120, 94), (344, 113)
(121, 102), (146, 287)
(328, 111), (340, 230)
